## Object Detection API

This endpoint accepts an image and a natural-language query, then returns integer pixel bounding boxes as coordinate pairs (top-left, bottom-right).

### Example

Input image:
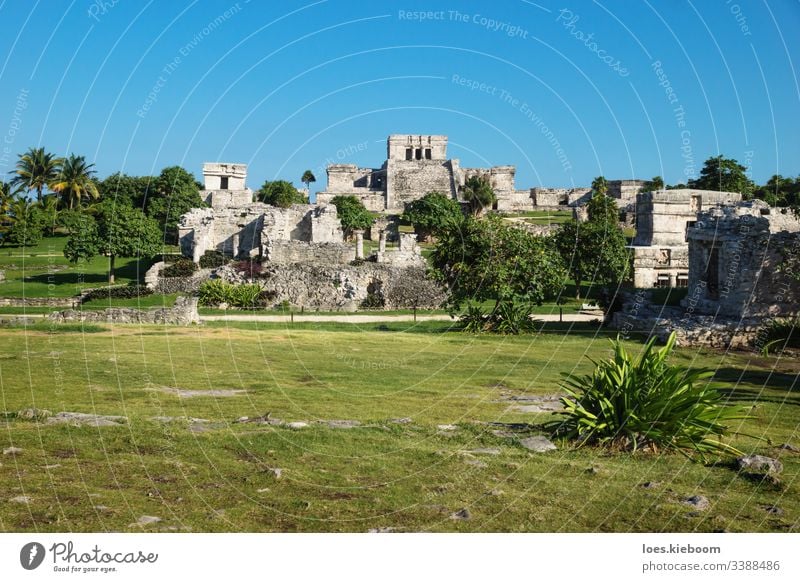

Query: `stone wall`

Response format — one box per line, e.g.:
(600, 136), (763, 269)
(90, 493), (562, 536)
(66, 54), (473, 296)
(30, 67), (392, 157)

(258, 263), (445, 311)
(631, 247), (689, 288)
(265, 241), (356, 265)
(48, 297), (200, 325)
(685, 204), (800, 318)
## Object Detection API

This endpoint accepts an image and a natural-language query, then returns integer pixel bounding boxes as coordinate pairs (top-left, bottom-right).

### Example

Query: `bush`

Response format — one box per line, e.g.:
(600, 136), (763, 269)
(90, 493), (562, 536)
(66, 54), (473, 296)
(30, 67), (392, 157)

(402, 191), (464, 239)
(491, 301), (538, 334)
(159, 253), (185, 264)
(198, 279), (233, 306)
(82, 285), (153, 301)
(161, 258), (198, 278)
(757, 317), (800, 356)
(544, 332), (749, 459)
(459, 305), (487, 333)
(199, 250), (228, 269)
(232, 259), (263, 279)
(458, 302), (536, 334)
(198, 280), (266, 309)
(229, 283), (263, 309)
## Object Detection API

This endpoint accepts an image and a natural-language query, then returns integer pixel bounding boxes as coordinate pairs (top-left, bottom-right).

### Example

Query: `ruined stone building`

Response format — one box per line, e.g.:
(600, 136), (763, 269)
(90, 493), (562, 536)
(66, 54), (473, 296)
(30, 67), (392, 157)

(629, 189), (741, 288)
(685, 201), (800, 318)
(176, 163), (444, 310)
(317, 134), (534, 213)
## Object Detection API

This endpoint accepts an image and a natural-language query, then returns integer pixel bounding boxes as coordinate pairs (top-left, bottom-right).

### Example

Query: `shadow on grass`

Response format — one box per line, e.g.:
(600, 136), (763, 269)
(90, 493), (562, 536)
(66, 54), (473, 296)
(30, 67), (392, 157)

(23, 259), (149, 286)
(714, 367), (799, 395)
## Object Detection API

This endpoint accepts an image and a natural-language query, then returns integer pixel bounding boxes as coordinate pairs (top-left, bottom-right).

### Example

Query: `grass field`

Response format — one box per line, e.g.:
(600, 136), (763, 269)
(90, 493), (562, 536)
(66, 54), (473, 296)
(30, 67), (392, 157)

(0, 323), (796, 533)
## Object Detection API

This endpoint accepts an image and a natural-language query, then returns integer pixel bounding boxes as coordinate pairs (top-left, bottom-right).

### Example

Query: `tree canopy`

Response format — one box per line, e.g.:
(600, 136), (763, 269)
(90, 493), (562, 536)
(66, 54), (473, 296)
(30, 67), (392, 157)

(330, 195), (374, 238)
(301, 170), (316, 190)
(11, 147), (62, 203)
(586, 192), (620, 226)
(98, 172), (154, 209)
(430, 214), (566, 311)
(49, 154), (99, 209)
(462, 175), (496, 215)
(401, 191), (464, 239)
(64, 201), (162, 283)
(689, 155), (755, 196)
(146, 166), (204, 242)
(591, 176), (609, 196)
(553, 218), (629, 299)
(258, 180), (307, 208)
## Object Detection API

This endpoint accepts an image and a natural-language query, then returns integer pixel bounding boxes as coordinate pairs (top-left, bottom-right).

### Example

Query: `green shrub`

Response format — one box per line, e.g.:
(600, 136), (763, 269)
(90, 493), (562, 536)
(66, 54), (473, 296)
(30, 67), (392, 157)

(198, 279), (233, 306)
(757, 316), (800, 356)
(459, 305), (487, 333)
(83, 285), (153, 301)
(545, 332), (749, 459)
(199, 250), (228, 269)
(161, 258), (198, 278)
(491, 301), (537, 334)
(229, 283), (263, 309)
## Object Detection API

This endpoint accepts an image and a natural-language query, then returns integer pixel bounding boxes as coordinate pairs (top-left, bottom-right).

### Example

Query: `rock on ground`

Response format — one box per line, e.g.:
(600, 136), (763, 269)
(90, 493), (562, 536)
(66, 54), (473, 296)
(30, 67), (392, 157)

(3, 446), (23, 455)
(683, 495), (709, 510)
(46, 412), (127, 427)
(519, 436), (557, 452)
(736, 455), (783, 474)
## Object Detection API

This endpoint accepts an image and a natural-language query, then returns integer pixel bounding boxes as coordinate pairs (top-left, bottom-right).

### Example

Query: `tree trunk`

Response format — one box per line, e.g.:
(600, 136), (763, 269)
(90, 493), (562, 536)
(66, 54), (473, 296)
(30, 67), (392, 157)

(108, 255), (116, 284)
(574, 276), (582, 300)
(37, 186), (43, 204)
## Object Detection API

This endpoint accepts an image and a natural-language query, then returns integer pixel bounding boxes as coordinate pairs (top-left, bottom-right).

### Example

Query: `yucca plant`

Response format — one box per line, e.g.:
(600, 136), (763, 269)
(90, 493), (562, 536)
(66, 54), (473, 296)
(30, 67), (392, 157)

(491, 301), (537, 334)
(198, 279), (233, 306)
(459, 305), (487, 333)
(545, 332), (749, 459)
(229, 283), (263, 309)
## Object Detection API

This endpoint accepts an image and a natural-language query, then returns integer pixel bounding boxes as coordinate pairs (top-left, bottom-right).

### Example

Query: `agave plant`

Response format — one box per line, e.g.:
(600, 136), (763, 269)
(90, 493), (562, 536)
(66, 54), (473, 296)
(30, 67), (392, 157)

(545, 332), (749, 459)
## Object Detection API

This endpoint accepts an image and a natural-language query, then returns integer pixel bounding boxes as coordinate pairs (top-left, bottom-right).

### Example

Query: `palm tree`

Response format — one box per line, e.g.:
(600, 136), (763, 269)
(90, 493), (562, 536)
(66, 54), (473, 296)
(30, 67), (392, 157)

(10, 147), (63, 203)
(462, 175), (496, 215)
(301, 169), (316, 192)
(0, 181), (19, 237)
(37, 194), (60, 236)
(591, 175), (609, 196)
(49, 154), (100, 209)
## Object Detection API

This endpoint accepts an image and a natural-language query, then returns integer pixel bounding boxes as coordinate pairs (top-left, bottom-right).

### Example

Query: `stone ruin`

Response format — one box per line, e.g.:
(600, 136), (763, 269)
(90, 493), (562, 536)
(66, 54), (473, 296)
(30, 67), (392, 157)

(316, 134), (646, 214)
(629, 189), (742, 289)
(613, 199), (800, 349)
(175, 162), (445, 310)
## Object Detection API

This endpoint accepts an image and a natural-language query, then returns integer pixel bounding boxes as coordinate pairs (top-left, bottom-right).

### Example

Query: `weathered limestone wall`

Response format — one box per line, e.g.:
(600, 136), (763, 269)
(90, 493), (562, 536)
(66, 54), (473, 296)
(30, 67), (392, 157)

(258, 263), (446, 311)
(387, 134), (448, 160)
(685, 204), (800, 318)
(631, 247), (689, 288)
(634, 189), (741, 246)
(386, 159), (456, 210)
(48, 297), (200, 325)
(265, 241), (356, 265)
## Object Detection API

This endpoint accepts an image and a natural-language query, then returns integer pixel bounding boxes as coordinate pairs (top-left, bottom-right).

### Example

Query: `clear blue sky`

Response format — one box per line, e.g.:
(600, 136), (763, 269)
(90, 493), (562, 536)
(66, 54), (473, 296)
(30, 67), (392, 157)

(1, 0), (798, 194)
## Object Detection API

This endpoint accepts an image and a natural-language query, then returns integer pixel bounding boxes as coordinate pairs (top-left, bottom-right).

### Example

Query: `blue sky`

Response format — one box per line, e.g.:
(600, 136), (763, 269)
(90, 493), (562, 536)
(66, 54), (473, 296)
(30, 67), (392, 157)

(1, 0), (798, 194)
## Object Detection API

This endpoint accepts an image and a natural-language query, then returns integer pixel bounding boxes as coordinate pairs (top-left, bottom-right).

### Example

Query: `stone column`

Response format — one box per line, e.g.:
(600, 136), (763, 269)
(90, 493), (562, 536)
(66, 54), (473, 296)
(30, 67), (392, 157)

(192, 239), (201, 263)
(378, 230), (387, 253)
(355, 230), (364, 259)
(232, 233), (240, 259)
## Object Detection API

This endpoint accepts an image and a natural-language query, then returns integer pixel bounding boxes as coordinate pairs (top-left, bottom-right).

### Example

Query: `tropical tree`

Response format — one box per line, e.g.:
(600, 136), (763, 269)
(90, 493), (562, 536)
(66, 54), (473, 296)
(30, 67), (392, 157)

(554, 210), (629, 300)
(591, 175), (609, 196)
(462, 175), (496, 215)
(37, 194), (60, 236)
(330, 195), (374, 239)
(586, 192), (620, 226)
(301, 170), (316, 192)
(64, 201), (162, 284)
(11, 147), (63, 202)
(430, 213), (566, 312)
(99, 172), (154, 209)
(644, 176), (665, 191)
(3, 198), (46, 247)
(146, 166), (204, 243)
(49, 154), (99, 209)
(258, 180), (307, 208)
(689, 155), (755, 197)
(401, 191), (464, 241)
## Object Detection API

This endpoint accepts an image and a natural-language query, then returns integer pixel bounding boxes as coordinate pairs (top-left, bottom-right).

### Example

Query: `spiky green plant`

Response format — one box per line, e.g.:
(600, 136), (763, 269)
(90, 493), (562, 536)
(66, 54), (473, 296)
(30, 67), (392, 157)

(545, 332), (749, 459)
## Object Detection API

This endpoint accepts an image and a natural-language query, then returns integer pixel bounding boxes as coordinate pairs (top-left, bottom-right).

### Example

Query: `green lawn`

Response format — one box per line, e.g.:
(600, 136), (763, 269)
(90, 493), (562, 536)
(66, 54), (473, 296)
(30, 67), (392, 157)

(0, 323), (796, 532)
(0, 236), (170, 298)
